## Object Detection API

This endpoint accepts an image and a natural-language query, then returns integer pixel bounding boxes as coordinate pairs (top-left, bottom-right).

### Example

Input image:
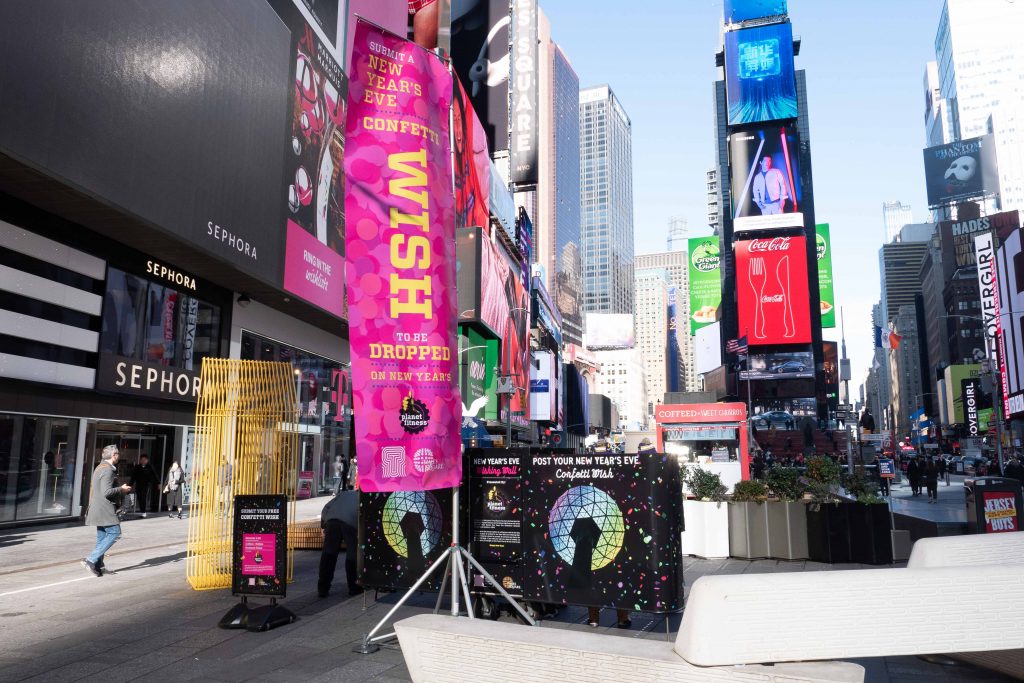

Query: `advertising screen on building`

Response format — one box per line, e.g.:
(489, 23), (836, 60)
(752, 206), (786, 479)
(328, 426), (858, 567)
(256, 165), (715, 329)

(823, 341), (839, 412)
(451, 0), (511, 154)
(735, 236), (812, 346)
(995, 228), (1024, 415)
(280, 4), (348, 319)
(939, 211), (1020, 270)
(923, 135), (1000, 207)
(584, 314), (636, 350)
(740, 351), (814, 380)
(511, 0), (539, 185)
(725, 0), (788, 24)
(530, 350), (558, 422)
(344, 19), (460, 492)
(688, 237), (722, 335)
(453, 77), (491, 232)
(816, 224), (835, 328)
(724, 22), (798, 125)
(729, 125), (804, 231)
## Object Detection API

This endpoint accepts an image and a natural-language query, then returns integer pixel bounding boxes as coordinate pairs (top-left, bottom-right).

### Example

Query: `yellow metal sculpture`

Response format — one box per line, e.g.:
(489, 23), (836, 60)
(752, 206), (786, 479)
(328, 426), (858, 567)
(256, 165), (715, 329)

(186, 359), (299, 590)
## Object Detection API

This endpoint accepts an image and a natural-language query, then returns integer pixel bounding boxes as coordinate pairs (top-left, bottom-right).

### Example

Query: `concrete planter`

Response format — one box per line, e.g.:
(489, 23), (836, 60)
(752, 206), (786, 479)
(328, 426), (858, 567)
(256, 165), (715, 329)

(682, 499), (730, 559)
(728, 502), (770, 559)
(766, 501), (809, 560)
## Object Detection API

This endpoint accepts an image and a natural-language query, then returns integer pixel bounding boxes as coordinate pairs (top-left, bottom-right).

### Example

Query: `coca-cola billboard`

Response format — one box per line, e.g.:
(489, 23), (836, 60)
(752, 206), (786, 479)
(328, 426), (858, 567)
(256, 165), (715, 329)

(735, 236), (812, 346)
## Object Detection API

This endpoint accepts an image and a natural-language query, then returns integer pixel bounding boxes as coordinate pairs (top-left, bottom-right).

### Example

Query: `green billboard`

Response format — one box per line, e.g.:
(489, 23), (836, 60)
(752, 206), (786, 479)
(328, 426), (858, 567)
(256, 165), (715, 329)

(816, 224), (835, 328)
(688, 237), (722, 335)
(459, 327), (499, 420)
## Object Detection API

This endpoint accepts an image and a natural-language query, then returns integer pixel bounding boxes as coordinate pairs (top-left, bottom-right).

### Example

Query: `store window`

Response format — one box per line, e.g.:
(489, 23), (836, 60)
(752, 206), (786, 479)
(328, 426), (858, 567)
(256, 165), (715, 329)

(240, 331), (352, 495)
(101, 267), (220, 372)
(0, 415), (79, 522)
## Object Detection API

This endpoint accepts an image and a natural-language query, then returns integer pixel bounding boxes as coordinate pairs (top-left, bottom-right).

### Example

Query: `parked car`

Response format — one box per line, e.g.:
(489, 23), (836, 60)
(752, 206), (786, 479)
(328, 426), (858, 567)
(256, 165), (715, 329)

(771, 360), (809, 374)
(753, 411), (796, 428)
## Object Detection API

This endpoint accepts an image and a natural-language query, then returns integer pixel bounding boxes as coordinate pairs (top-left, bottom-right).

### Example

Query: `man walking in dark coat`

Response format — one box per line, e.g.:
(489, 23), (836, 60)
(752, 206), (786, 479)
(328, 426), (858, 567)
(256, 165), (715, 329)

(906, 457), (921, 496)
(83, 445), (132, 576)
(318, 478), (361, 598)
(130, 454), (158, 516)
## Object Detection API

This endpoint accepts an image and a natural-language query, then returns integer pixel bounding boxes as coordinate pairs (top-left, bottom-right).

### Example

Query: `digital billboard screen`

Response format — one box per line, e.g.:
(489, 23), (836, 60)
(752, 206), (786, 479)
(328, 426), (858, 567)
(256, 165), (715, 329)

(816, 224), (835, 328)
(584, 313), (636, 350)
(940, 211), (1020, 270)
(725, 22), (797, 125)
(688, 237), (722, 335)
(725, 0), (788, 24)
(729, 124), (804, 231)
(740, 351), (813, 381)
(996, 228), (1024, 415)
(923, 135), (1000, 207)
(451, 0), (511, 154)
(735, 236), (812, 346)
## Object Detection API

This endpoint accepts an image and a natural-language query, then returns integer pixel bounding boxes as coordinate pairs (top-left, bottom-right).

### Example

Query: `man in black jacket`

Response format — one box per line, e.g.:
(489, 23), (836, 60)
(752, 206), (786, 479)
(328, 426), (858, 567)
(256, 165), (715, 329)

(318, 478), (361, 598)
(130, 454), (158, 517)
(83, 445), (132, 576)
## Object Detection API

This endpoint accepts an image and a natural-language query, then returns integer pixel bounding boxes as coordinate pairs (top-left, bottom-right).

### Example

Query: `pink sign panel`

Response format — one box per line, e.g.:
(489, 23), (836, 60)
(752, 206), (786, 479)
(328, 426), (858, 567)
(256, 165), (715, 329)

(345, 19), (460, 493)
(284, 221), (346, 317)
(241, 533), (276, 576)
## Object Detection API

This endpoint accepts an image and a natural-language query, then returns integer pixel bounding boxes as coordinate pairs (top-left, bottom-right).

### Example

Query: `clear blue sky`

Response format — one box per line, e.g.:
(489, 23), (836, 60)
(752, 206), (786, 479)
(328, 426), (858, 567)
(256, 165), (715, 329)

(543, 0), (942, 397)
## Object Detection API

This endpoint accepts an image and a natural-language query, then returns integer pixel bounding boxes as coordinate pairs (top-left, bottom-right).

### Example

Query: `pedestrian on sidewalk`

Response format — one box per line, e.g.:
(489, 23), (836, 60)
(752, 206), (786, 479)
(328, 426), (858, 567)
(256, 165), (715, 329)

(164, 461), (186, 518)
(925, 458), (939, 503)
(318, 474), (362, 598)
(938, 456), (949, 486)
(83, 445), (132, 577)
(906, 457), (921, 496)
(130, 454), (158, 517)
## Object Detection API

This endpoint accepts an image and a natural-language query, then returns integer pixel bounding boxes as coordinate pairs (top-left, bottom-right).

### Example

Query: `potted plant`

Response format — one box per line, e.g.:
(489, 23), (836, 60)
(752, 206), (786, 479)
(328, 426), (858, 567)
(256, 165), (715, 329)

(803, 456), (851, 564)
(764, 466), (808, 560)
(681, 467), (729, 558)
(729, 479), (770, 559)
(842, 472), (893, 565)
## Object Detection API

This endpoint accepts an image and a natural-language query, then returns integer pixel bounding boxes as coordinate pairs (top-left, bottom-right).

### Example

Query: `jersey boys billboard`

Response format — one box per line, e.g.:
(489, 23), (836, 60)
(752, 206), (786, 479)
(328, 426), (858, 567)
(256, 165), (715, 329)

(735, 236), (812, 346)
(345, 20), (460, 492)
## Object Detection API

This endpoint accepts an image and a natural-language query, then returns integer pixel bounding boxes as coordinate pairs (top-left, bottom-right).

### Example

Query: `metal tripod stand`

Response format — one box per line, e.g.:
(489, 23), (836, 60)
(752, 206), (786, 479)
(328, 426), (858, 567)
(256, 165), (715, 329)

(354, 485), (537, 654)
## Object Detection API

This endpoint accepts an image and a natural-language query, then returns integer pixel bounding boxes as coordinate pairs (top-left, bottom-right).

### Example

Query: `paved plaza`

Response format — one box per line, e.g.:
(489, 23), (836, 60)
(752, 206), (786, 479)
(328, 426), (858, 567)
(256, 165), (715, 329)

(0, 495), (1013, 682)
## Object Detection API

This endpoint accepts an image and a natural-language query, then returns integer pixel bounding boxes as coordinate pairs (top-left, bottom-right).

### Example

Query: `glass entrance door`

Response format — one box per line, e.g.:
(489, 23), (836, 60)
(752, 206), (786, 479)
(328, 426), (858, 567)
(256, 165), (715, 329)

(81, 423), (173, 514)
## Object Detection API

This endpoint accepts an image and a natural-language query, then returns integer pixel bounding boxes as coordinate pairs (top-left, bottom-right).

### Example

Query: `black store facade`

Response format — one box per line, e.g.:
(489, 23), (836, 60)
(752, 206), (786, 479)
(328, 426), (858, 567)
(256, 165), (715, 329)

(0, 0), (351, 526)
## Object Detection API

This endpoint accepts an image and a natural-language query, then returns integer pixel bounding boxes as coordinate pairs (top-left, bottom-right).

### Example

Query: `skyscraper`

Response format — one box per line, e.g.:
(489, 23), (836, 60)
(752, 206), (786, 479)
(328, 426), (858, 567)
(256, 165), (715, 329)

(580, 85), (635, 316)
(635, 249), (695, 392)
(517, 11), (583, 346)
(634, 268), (671, 415)
(931, 0), (1024, 212)
(882, 201), (914, 243)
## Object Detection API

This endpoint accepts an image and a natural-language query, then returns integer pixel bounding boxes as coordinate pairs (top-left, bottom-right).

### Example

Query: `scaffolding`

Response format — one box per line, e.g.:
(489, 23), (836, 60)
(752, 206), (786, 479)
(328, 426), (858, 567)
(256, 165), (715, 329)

(186, 359), (299, 591)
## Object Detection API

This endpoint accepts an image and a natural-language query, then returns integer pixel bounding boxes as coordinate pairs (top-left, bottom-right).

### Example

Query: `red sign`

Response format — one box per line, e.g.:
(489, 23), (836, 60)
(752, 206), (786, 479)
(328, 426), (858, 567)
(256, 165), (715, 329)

(983, 491), (1018, 532)
(735, 236), (812, 345)
(654, 402), (747, 424)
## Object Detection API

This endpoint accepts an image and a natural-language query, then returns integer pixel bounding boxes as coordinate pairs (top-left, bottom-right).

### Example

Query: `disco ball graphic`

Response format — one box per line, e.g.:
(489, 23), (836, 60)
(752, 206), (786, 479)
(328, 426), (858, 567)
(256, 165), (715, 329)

(382, 491), (443, 558)
(548, 486), (625, 570)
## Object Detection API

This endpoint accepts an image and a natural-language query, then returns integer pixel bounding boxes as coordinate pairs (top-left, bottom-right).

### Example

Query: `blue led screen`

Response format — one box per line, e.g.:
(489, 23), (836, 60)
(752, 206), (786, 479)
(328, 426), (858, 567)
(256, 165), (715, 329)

(725, 23), (797, 125)
(725, 0), (788, 24)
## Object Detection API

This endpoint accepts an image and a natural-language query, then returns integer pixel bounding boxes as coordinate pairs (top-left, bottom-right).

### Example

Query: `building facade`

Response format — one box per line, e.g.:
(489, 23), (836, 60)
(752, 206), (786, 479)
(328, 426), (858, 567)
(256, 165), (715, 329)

(882, 201), (914, 243)
(580, 85), (635, 316)
(635, 250), (695, 392)
(634, 269), (670, 418)
(592, 348), (647, 431)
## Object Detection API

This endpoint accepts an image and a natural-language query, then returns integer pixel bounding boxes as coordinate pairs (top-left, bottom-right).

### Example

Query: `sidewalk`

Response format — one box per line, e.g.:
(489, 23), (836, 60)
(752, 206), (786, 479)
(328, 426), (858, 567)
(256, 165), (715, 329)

(0, 496), (330, 577)
(888, 473), (969, 526)
(0, 525), (1012, 682)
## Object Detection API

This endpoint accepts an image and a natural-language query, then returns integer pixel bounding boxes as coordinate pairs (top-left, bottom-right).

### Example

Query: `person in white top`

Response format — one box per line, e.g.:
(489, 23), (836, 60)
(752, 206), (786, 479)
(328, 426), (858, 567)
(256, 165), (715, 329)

(752, 155), (790, 215)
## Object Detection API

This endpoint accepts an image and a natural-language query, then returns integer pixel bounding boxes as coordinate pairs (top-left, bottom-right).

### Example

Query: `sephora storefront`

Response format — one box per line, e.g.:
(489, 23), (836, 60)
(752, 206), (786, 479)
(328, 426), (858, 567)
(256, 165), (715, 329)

(0, 203), (230, 525)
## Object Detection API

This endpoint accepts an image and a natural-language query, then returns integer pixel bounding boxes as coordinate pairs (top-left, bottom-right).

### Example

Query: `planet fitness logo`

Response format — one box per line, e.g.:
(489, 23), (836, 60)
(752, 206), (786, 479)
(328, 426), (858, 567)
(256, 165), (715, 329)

(399, 393), (430, 434)
(548, 485), (625, 570)
(381, 491), (443, 558)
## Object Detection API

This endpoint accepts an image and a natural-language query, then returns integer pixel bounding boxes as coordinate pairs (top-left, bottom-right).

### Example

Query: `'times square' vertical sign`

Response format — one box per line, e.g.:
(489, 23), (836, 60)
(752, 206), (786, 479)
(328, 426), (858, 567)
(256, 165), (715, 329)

(345, 19), (461, 492)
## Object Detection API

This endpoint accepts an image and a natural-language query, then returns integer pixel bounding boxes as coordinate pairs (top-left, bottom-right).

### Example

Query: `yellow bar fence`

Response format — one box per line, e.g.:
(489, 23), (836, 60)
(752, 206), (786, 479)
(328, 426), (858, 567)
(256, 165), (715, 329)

(186, 359), (299, 590)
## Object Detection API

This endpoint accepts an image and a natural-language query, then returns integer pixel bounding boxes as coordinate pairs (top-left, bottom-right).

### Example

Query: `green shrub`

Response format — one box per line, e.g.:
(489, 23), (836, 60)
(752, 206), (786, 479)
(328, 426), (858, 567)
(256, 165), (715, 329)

(686, 467), (726, 502)
(804, 456), (842, 505)
(764, 466), (803, 502)
(732, 479), (770, 503)
(842, 471), (880, 501)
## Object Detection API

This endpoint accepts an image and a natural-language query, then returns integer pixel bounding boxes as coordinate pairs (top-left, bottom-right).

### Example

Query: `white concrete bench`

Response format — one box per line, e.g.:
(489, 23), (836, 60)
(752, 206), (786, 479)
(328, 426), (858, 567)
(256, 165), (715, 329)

(678, 565), (1024, 666)
(907, 532), (1024, 568)
(395, 614), (864, 682)
(906, 532), (1024, 679)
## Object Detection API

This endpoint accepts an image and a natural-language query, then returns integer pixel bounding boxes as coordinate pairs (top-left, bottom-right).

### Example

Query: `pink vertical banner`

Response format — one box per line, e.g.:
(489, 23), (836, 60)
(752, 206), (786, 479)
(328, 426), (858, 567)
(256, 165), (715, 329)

(345, 19), (460, 493)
